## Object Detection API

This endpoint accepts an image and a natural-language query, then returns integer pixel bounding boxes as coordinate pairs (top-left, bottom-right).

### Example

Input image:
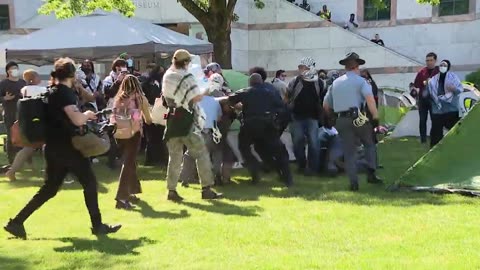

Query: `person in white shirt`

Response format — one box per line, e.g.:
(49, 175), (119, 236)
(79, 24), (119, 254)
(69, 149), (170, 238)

(179, 78), (224, 187)
(6, 70), (47, 181)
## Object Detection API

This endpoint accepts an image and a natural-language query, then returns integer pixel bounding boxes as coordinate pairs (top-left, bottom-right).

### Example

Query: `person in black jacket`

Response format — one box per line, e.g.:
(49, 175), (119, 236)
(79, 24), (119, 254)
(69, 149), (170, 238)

(141, 64), (168, 166)
(361, 69), (382, 168)
(103, 58), (129, 169)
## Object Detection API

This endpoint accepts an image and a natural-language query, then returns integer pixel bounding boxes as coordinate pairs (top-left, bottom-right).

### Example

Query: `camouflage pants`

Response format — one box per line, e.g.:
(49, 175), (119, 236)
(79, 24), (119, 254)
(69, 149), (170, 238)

(166, 132), (214, 190)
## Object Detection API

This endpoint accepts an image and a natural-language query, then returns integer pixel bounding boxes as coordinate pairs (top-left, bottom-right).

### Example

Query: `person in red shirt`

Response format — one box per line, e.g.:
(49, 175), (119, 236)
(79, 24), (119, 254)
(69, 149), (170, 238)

(413, 52), (439, 144)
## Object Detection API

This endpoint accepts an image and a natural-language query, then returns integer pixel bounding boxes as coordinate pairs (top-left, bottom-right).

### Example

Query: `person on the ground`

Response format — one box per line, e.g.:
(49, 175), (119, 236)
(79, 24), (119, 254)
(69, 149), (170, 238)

(4, 58), (121, 239)
(271, 69), (288, 100)
(228, 73), (293, 187)
(371, 34), (385, 46)
(0, 61), (26, 166)
(141, 64), (168, 167)
(285, 57), (324, 176)
(180, 78), (223, 186)
(428, 60), (463, 148)
(413, 52), (439, 144)
(317, 5), (332, 21)
(323, 52), (383, 191)
(5, 70), (46, 181)
(162, 49), (223, 201)
(111, 75), (152, 210)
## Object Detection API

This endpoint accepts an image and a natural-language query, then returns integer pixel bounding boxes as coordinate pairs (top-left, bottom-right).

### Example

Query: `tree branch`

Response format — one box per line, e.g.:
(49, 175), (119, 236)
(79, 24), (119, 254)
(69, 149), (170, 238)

(177, 0), (209, 25)
(226, 0), (237, 15)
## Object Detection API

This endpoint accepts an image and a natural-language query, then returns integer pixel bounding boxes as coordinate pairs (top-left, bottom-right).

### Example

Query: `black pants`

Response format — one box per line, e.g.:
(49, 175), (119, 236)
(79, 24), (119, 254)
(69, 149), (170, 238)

(144, 124), (168, 166)
(12, 145), (102, 228)
(239, 119), (292, 184)
(430, 112), (459, 148)
(107, 134), (120, 169)
(418, 98), (432, 143)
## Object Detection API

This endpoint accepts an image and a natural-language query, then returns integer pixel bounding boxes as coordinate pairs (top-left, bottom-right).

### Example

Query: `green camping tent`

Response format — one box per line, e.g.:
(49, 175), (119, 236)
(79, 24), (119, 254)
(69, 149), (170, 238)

(393, 103), (480, 194)
(222, 70), (248, 92)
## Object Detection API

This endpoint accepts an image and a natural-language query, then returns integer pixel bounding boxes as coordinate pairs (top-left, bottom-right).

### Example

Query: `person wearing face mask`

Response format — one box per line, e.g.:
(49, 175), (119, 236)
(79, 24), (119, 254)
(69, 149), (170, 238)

(323, 52), (383, 191)
(0, 61), (27, 168)
(428, 60), (463, 148)
(4, 58), (121, 239)
(285, 57), (324, 176)
(80, 60), (104, 111)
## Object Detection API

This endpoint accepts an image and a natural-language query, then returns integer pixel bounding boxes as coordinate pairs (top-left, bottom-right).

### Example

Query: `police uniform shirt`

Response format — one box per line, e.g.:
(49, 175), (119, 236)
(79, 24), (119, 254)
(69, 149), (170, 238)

(228, 85), (283, 118)
(323, 71), (373, 113)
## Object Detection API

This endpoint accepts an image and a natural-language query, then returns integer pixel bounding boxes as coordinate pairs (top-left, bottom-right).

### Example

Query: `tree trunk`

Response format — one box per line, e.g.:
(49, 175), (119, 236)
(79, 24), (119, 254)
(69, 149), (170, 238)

(205, 25), (232, 69)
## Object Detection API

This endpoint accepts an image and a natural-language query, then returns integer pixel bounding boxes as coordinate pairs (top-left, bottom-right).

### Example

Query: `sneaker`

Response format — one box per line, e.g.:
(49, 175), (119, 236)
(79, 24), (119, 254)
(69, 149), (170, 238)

(167, 190), (184, 202)
(4, 219), (26, 239)
(201, 187), (223, 200)
(91, 224), (122, 235)
(115, 200), (134, 210)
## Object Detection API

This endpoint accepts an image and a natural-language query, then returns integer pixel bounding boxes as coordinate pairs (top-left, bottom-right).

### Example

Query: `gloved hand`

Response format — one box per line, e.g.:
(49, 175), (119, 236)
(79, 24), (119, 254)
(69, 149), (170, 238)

(371, 118), (380, 129)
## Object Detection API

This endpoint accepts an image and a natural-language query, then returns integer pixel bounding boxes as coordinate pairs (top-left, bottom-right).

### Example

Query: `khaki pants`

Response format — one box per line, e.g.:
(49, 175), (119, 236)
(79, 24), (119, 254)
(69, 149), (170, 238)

(166, 132), (214, 190)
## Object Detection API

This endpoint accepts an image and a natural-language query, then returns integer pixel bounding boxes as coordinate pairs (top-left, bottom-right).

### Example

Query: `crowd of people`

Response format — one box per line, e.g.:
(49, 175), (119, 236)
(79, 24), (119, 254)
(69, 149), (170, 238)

(0, 47), (464, 239)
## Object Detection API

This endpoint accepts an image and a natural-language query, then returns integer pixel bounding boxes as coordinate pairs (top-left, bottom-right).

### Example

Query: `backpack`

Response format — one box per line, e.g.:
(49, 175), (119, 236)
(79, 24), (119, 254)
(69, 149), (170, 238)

(17, 92), (50, 145)
(111, 96), (142, 139)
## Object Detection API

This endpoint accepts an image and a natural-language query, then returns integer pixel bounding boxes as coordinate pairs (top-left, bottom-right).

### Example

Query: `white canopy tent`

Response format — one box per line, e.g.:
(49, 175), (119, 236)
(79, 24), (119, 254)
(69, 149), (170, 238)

(0, 10), (213, 66)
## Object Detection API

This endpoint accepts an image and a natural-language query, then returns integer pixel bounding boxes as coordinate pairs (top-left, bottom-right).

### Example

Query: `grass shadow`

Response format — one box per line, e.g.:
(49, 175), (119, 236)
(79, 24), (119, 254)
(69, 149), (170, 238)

(29, 236), (156, 255)
(0, 255), (30, 270)
(133, 200), (190, 219)
(179, 200), (262, 217)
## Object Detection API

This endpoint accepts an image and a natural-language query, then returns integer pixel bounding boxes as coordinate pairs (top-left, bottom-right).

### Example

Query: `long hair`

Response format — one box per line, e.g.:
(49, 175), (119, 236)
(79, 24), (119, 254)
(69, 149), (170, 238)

(115, 74), (144, 106)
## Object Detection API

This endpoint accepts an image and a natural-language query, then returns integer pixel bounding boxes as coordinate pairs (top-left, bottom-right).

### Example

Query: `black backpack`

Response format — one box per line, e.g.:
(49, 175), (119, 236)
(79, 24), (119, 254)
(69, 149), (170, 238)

(17, 91), (50, 144)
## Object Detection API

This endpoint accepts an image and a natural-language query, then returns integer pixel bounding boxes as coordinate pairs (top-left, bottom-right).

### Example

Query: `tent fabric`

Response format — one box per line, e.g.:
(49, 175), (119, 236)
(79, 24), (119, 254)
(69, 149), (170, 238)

(0, 10), (212, 65)
(377, 89), (415, 126)
(394, 103), (480, 191)
(222, 70), (248, 92)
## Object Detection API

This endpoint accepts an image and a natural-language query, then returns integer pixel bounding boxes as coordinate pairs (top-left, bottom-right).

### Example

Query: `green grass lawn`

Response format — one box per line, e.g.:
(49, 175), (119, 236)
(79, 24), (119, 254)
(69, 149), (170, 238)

(1, 138), (480, 270)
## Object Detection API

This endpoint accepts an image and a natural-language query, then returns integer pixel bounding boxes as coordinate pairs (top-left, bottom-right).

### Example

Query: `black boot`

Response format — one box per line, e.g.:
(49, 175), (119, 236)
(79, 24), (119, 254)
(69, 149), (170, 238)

(167, 190), (184, 202)
(201, 186), (223, 199)
(214, 175), (223, 186)
(91, 223), (122, 235)
(367, 170), (384, 184)
(350, 182), (359, 191)
(4, 219), (26, 239)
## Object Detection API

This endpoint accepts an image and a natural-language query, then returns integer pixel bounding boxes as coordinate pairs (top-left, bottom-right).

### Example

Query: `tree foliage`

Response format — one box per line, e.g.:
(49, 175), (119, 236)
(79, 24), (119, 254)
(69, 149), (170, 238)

(38, 0), (135, 19)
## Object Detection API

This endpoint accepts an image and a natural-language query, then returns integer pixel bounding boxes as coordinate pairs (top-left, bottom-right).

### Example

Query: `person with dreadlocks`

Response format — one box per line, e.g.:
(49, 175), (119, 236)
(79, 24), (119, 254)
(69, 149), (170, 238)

(110, 75), (152, 210)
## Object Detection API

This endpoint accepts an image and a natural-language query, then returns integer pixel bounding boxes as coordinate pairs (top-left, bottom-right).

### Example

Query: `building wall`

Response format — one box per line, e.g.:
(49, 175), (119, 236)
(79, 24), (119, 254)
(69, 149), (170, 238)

(131, 0), (197, 23)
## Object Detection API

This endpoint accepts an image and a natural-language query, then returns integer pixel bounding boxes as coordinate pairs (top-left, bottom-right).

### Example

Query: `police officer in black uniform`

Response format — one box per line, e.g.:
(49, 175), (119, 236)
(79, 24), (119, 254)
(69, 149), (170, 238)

(228, 74), (293, 187)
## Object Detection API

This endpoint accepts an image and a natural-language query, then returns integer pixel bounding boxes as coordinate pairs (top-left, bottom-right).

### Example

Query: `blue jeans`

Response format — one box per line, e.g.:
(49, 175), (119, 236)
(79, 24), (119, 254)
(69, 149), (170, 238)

(290, 118), (320, 172)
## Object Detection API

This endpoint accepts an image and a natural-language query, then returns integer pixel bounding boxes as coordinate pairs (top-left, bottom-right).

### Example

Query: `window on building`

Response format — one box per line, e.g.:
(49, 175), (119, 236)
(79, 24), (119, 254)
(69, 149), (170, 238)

(364, 0), (391, 21)
(0, 5), (10, 30)
(439, 0), (469, 16)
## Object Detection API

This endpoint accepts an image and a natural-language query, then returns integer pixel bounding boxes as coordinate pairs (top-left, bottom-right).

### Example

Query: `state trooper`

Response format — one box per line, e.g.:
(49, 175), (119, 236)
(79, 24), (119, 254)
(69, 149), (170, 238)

(227, 73), (293, 187)
(323, 52), (383, 191)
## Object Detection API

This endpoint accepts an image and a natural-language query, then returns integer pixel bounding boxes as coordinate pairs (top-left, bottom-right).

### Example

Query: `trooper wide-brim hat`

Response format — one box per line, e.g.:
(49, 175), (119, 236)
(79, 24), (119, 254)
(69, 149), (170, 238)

(339, 52), (366, 65)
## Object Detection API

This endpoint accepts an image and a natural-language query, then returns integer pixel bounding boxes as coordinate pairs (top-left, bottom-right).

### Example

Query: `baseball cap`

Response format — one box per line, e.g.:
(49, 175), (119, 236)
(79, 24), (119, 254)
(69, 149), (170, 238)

(204, 62), (222, 74)
(172, 49), (192, 62)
